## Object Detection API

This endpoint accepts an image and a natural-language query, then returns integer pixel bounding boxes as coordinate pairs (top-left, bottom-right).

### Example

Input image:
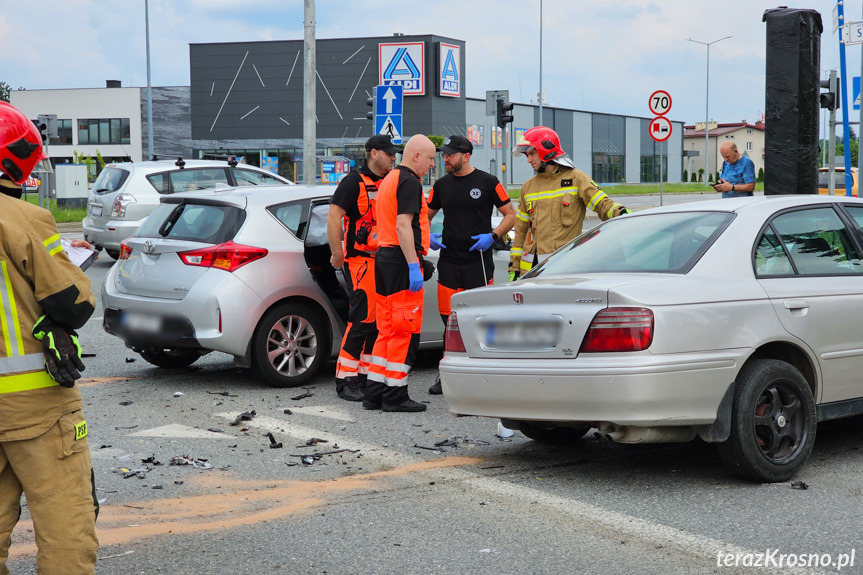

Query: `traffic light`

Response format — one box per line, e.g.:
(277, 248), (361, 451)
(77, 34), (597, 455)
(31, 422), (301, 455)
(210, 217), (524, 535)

(497, 98), (514, 129)
(820, 74), (840, 111)
(33, 119), (47, 144)
(366, 96), (375, 121)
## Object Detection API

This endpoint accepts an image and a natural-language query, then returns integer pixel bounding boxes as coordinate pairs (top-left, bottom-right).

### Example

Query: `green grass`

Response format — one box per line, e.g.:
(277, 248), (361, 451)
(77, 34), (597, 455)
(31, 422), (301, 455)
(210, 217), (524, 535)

(507, 181), (765, 198)
(22, 194), (87, 223)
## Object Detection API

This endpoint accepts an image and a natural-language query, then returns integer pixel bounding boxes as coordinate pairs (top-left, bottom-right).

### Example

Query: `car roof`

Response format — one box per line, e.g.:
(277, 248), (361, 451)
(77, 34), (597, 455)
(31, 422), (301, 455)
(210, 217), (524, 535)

(639, 194), (863, 217)
(166, 184), (333, 206)
(104, 159), (281, 176)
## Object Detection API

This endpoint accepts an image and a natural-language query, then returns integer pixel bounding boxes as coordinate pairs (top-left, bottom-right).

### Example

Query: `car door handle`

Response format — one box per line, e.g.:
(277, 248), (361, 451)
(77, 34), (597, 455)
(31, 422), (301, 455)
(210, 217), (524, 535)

(783, 299), (809, 316)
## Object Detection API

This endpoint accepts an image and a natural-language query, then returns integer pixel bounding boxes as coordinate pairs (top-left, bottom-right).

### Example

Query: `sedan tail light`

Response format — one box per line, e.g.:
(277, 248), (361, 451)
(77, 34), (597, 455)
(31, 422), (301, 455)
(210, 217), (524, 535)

(110, 192), (137, 217)
(178, 241), (268, 272)
(445, 312), (466, 353)
(119, 239), (133, 260)
(579, 307), (654, 353)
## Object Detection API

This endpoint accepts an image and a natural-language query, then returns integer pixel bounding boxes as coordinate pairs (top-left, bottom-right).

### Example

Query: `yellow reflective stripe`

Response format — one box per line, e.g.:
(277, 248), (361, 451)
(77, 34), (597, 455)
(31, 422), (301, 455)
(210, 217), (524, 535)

(587, 191), (608, 211)
(523, 186), (578, 202)
(607, 204), (619, 218)
(520, 259), (533, 271)
(510, 248), (523, 257)
(43, 234), (62, 256)
(0, 370), (58, 393)
(0, 261), (24, 357)
(516, 209), (531, 222)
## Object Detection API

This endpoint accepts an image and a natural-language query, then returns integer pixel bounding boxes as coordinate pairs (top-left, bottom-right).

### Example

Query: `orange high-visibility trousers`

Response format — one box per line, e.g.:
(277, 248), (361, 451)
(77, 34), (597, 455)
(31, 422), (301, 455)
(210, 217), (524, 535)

(366, 248), (424, 406)
(335, 256), (378, 381)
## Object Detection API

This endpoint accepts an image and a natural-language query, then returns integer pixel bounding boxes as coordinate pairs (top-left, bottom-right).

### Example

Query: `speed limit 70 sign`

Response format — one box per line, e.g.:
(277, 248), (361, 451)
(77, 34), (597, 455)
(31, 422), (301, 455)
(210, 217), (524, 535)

(649, 90), (672, 116)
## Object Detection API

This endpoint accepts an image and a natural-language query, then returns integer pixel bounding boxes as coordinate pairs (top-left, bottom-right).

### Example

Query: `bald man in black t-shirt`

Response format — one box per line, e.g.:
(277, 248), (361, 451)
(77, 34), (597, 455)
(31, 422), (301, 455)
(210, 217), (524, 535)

(426, 135), (516, 394)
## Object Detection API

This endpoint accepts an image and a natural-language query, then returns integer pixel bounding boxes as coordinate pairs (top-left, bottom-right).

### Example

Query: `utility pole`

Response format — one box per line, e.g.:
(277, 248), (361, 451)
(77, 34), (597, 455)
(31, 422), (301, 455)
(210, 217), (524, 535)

(303, 0), (316, 186)
(145, 0), (153, 160)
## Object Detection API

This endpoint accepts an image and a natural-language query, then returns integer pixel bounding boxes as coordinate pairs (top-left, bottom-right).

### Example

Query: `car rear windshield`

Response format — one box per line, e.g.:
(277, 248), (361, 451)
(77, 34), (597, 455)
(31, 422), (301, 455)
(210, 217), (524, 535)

(137, 202), (245, 244)
(818, 170), (849, 189)
(527, 211), (734, 276)
(92, 167), (130, 195)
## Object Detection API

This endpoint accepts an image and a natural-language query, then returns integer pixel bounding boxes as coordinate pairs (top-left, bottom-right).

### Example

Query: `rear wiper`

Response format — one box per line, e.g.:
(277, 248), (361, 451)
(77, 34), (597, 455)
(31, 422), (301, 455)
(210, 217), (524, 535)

(95, 188), (110, 193)
(158, 202), (186, 237)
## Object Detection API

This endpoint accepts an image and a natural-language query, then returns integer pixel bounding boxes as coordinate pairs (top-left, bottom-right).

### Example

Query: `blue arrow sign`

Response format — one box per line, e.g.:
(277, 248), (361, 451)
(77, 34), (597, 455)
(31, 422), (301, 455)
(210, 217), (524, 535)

(374, 85), (403, 144)
(854, 76), (861, 110)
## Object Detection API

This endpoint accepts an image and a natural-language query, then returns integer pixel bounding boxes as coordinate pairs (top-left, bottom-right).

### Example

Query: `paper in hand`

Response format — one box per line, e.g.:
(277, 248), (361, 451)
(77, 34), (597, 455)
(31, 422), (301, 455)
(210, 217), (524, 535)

(61, 238), (97, 271)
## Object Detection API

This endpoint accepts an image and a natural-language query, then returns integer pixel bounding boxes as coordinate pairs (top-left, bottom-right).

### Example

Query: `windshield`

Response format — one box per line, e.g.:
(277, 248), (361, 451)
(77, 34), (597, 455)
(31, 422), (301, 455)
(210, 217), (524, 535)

(526, 211), (734, 277)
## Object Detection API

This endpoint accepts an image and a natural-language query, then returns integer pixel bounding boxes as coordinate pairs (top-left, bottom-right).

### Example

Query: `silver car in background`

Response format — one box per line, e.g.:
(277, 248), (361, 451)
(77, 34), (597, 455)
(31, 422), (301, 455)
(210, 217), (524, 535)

(441, 195), (863, 482)
(83, 158), (293, 259)
(101, 185), (510, 387)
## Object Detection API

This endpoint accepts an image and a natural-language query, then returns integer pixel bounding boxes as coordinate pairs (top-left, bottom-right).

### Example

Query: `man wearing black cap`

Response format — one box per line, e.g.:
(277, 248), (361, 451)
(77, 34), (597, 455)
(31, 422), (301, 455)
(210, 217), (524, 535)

(426, 135), (515, 394)
(327, 134), (400, 401)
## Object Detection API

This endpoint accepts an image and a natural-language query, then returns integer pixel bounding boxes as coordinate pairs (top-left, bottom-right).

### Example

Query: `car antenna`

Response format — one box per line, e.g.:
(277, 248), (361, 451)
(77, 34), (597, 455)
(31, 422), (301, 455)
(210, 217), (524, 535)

(175, 157), (186, 169)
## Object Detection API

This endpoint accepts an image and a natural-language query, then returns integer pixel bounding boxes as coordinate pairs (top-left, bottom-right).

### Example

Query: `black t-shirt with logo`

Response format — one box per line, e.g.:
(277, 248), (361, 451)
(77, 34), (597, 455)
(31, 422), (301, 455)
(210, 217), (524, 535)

(427, 169), (510, 262)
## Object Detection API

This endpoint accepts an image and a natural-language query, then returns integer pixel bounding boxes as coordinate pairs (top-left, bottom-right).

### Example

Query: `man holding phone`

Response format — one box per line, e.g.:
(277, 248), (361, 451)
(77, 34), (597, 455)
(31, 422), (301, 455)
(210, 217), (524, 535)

(713, 141), (756, 198)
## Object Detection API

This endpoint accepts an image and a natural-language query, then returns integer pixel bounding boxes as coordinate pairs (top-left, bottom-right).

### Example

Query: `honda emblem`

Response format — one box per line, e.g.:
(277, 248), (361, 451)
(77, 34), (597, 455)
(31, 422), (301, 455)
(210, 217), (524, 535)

(513, 292), (523, 304)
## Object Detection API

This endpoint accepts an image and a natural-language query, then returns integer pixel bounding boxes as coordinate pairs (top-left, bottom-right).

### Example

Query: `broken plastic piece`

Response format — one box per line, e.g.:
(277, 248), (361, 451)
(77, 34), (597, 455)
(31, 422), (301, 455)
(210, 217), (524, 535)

(305, 437), (328, 446)
(173, 392), (185, 397)
(283, 409), (293, 415)
(230, 411), (256, 426)
(266, 432), (283, 449)
(291, 392), (314, 401)
(302, 456), (314, 465)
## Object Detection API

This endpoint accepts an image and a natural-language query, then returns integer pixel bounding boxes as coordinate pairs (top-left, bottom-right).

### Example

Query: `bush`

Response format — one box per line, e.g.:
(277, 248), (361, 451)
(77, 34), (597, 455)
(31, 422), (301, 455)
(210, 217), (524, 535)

(757, 167), (764, 183)
(708, 173), (714, 183)
(683, 169), (688, 183)
(691, 172), (697, 182)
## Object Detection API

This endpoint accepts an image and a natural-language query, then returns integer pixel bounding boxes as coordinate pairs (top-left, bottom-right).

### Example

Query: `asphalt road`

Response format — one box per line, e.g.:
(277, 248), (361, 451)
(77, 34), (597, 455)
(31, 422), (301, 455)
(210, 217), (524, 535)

(8, 194), (863, 575)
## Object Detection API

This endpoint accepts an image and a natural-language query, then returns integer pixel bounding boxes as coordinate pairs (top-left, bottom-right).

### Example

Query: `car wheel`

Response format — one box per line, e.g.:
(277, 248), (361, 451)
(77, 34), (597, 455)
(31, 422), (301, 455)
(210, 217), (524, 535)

(519, 422), (590, 444)
(251, 302), (326, 388)
(717, 359), (816, 482)
(105, 249), (120, 260)
(139, 349), (200, 369)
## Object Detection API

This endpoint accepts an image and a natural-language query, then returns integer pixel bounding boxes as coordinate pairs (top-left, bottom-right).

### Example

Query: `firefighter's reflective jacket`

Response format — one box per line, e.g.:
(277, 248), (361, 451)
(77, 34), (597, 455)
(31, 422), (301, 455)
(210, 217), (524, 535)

(509, 165), (627, 273)
(0, 194), (95, 441)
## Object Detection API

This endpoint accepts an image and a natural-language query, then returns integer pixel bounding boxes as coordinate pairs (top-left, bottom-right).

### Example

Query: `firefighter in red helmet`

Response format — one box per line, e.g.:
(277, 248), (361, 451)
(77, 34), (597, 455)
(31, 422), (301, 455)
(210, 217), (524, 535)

(0, 101), (99, 574)
(509, 126), (631, 279)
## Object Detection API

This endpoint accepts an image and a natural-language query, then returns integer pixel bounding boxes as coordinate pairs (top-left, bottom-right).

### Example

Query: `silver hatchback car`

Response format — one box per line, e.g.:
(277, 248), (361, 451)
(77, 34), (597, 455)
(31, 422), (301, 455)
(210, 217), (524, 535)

(83, 158), (293, 259)
(101, 185), (510, 387)
(442, 195), (863, 482)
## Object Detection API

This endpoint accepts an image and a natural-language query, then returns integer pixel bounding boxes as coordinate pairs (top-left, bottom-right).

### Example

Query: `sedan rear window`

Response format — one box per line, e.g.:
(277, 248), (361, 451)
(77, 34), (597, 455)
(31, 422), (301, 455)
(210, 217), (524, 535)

(92, 167), (129, 195)
(138, 202), (245, 244)
(528, 212), (733, 276)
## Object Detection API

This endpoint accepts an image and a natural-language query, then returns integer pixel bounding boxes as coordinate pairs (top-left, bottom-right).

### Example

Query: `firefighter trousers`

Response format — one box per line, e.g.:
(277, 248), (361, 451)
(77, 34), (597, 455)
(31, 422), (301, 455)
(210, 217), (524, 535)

(366, 248), (423, 406)
(335, 256), (378, 383)
(0, 410), (98, 575)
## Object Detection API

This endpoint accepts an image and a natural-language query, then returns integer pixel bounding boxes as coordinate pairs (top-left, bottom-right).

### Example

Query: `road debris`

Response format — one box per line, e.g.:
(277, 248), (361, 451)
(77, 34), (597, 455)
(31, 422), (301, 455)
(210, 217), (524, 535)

(207, 428), (224, 433)
(99, 550), (135, 561)
(141, 456), (161, 465)
(206, 390), (238, 397)
(173, 392), (185, 397)
(283, 409), (293, 415)
(291, 392), (314, 401)
(230, 411), (256, 426)
(791, 481), (809, 490)
(305, 437), (328, 446)
(118, 401), (133, 406)
(169, 456), (213, 469)
(125, 358), (136, 363)
(266, 432), (283, 449)
(413, 444), (444, 453)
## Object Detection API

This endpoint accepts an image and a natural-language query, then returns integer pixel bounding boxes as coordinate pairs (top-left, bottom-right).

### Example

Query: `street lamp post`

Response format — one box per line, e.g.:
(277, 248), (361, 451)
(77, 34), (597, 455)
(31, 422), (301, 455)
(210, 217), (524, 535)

(687, 36), (732, 188)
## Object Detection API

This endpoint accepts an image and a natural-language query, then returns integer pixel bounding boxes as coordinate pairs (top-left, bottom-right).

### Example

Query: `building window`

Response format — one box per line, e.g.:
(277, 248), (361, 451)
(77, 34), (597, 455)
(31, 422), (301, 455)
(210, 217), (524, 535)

(747, 129), (753, 134)
(746, 142), (753, 152)
(640, 155), (667, 183)
(592, 154), (624, 184)
(48, 119), (73, 145)
(77, 118), (131, 145)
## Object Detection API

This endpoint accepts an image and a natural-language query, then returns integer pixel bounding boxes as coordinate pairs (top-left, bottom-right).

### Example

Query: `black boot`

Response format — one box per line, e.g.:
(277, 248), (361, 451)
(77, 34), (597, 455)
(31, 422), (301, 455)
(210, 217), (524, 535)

(428, 374), (442, 395)
(363, 379), (386, 410)
(336, 377), (363, 402)
(382, 385), (427, 412)
(357, 373), (368, 394)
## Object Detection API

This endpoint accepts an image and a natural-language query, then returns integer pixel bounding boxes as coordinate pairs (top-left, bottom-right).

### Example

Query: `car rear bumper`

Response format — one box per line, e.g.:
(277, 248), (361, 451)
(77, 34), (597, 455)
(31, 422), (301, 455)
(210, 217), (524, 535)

(83, 218), (146, 251)
(439, 350), (747, 426)
(102, 266), (264, 357)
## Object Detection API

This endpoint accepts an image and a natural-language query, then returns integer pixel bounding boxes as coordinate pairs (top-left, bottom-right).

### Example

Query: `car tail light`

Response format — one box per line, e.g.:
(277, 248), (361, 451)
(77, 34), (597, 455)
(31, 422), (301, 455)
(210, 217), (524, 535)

(119, 239), (133, 260)
(579, 307), (654, 353)
(178, 241), (268, 272)
(110, 192), (137, 217)
(445, 312), (466, 353)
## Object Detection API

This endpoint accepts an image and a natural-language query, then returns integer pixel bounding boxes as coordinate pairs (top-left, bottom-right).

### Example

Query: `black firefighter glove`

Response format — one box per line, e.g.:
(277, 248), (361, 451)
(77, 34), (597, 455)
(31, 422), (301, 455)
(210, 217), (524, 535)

(32, 315), (85, 388)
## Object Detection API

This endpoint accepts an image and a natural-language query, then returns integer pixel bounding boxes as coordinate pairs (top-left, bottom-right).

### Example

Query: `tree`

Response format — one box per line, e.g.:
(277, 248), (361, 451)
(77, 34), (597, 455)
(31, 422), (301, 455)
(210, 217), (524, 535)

(683, 169), (688, 183)
(0, 82), (10, 103)
(691, 171), (697, 182)
(757, 167), (764, 183)
(698, 168), (704, 183)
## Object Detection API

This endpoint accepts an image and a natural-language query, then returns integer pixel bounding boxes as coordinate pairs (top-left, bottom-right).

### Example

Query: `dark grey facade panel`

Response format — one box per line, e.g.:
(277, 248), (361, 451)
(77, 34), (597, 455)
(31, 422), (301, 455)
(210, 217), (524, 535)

(190, 35), (465, 144)
(141, 86), (194, 159)
(553, 109), (574, 157)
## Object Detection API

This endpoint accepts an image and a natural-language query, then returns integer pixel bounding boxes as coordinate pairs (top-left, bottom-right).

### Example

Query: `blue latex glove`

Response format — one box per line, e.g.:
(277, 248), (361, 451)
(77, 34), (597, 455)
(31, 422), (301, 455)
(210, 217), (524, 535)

(430, 233), (446, 250)
(408, 262), (423, 293)
(470, 233), (495, 252)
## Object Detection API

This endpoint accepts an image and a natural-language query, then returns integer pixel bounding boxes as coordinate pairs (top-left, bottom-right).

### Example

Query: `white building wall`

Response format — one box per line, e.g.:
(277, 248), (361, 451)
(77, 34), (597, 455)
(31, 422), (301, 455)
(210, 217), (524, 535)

(571, 112), (592, 176)
(625, 117), (641, 183)
(11, 88), (143, 161)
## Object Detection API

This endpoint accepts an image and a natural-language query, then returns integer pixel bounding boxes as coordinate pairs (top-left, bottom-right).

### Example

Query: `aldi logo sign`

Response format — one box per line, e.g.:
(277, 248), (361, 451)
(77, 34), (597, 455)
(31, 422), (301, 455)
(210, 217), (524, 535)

(379, 42), (425, 96)
(439, 43), (461, 97)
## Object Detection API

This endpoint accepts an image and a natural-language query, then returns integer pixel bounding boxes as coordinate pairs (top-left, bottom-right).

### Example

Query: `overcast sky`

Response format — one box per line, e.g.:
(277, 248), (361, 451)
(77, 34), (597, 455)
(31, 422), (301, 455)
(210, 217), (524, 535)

(2, 1), (860, 126)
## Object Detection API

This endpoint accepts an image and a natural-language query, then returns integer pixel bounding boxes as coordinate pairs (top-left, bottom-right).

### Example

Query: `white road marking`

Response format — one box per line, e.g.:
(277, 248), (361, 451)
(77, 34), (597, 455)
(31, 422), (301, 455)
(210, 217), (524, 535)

(128, 423), (232, 439)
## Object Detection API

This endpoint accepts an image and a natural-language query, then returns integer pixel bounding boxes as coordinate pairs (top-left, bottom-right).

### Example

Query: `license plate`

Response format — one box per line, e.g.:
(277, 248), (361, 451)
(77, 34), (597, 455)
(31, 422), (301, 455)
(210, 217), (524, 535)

(90, 204), (103, 217)
(121, 311), (161, 334)
(486, 322), (559, 348)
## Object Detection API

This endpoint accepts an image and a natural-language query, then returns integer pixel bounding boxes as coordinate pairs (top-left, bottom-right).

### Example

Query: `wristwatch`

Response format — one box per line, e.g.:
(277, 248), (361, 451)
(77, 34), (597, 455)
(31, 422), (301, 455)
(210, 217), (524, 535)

(491, 231), (499, 241)
(732, 184), (735, 192)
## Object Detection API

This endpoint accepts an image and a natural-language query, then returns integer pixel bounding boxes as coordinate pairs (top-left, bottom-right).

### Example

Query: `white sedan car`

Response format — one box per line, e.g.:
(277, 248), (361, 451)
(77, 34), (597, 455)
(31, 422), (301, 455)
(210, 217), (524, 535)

(441, 195), (863, 482)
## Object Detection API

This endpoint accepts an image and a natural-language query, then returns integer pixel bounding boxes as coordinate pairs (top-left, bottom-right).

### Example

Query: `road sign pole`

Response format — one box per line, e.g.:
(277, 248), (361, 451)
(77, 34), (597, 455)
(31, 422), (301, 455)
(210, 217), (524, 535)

(838, 0), (855, 195)
(859, 4), (862, 183)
